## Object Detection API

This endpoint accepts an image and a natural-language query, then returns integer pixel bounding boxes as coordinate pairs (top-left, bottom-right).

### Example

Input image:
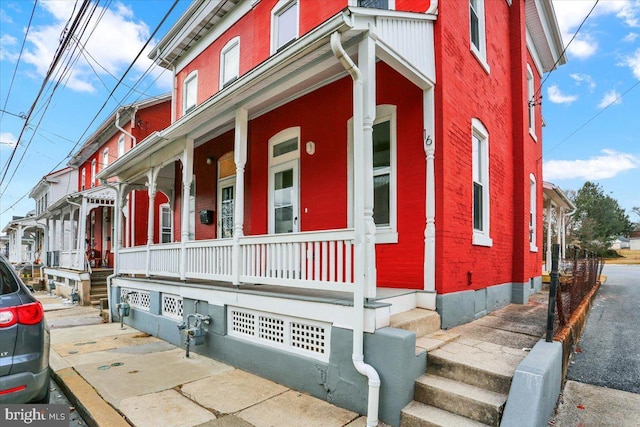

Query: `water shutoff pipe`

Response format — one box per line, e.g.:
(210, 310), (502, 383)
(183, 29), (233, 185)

(330, 31), (381, 427)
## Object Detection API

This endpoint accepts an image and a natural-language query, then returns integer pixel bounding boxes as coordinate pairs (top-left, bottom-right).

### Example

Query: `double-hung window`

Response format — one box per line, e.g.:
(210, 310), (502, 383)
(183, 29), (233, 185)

(183, 71), (198, 115)
(347, 105), (397, 243)
(118, 134), (125, 158)
(529, 174), (537, 251)
(220, 37), (240, 88)
(271, 0), (298, 53)
(470, 0), (488, 71)
(81, 168), (86, 191)
(472, 118), (491, 246)
(91, 159), (96, 188)
(102, 148), (109, 170)
(527, 64), (536, 138)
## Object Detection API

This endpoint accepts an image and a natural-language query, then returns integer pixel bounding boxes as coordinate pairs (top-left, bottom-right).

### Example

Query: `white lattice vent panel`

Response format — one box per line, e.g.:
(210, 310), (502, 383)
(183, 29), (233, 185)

(228, 307), (330, 362)
(120, 288), (150, 311)
(162, 294), (183, 320)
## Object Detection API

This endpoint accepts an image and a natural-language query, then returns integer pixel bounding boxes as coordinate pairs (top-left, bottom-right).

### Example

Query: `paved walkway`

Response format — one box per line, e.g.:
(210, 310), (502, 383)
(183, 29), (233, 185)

(41, 294), (381, 427)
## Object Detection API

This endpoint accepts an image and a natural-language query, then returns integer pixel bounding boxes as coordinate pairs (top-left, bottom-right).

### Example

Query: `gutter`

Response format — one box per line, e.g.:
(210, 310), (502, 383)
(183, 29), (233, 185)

(330, 31), (380, 427)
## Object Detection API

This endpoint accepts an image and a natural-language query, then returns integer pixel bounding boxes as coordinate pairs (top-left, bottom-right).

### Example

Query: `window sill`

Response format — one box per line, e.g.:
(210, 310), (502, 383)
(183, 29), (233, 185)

(530, 244), (538, 253)
(470, 46), (490, 75)
(376, 229), (398, 244)
(472, 232), (493, 247)
(529, 129), (538, 142)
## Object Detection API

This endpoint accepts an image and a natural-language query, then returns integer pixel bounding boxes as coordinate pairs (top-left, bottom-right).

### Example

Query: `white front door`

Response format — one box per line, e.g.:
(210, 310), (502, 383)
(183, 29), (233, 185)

(270, 160), (298, 234)
(218, 178), (235, 238)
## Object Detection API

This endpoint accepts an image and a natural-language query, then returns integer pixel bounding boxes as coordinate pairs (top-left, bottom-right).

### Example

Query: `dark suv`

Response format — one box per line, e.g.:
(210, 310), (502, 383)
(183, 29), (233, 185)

(0, 255), (50, 403)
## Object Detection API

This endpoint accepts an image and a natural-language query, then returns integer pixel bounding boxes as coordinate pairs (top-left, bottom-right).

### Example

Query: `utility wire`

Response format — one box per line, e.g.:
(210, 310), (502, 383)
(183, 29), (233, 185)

(531, 0), (600, 105)
(0, 0), (38, 125)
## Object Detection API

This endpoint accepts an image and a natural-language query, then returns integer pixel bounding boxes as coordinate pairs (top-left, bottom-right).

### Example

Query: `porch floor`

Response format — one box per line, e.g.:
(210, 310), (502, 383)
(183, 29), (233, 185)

(119, 275), (419, 308)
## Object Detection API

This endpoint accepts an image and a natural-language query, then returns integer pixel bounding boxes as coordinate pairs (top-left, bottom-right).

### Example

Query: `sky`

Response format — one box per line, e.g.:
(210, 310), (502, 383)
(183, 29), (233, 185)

(0, 0), (639, 232)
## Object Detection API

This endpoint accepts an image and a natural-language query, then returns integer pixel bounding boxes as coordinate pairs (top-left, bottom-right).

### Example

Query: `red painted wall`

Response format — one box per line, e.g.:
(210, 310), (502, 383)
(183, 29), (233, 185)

(131, 190), (170, 247)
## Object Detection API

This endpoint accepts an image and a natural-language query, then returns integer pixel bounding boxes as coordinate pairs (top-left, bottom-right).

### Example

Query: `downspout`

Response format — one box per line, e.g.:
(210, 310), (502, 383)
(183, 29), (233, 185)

(115, 108), (137, 148)
(330, 31), (380, 427)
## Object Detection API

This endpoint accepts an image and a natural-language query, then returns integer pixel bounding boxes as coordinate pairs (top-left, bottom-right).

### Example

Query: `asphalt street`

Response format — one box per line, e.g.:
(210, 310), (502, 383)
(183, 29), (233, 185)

(566, 264), (640, 393)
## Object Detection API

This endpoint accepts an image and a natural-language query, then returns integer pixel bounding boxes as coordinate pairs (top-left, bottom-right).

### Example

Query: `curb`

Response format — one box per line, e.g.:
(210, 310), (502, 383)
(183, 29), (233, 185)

(51, 367), (130, 427)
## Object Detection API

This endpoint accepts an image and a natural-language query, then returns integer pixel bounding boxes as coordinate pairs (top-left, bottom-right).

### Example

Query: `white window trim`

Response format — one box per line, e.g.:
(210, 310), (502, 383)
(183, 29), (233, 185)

(529, 173), (538, 252)
(347, 105), (398, 244)
(183, 70), (198, 115)
(118, 134), (125, 158)
(526, 64), (537, 141)
(91, 159), (96, 188)
(220, 36), (240, 89)
(159, 203), (173, 243)
(217, 176), (236, 239)
(81, 168), (86, 191)
(470, 0), (490, 74)
(268, 127), (300, 234)
(270, 0), (299, 54)
(472, 118), (492, 247)
(102, 148), (109, 170)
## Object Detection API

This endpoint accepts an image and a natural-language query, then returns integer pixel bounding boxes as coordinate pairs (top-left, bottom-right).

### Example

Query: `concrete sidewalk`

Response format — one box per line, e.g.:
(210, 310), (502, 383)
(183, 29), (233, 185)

(40, 293), (378, 427)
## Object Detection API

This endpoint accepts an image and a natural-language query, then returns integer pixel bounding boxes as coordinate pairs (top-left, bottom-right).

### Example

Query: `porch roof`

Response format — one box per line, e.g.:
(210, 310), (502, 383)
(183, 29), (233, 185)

(99, 8), (436, 185)
(543, 181), (575, 211)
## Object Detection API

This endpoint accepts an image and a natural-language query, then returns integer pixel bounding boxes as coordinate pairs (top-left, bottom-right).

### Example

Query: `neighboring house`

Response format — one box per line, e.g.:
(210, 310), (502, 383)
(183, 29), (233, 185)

(611, 236), (631, 250)
(542, 181), (575, 271)
(38, 95), (172, 305)
(630, 230), (640, 250)
(98, 1), (565, 424)
(2, 213), (42, 265)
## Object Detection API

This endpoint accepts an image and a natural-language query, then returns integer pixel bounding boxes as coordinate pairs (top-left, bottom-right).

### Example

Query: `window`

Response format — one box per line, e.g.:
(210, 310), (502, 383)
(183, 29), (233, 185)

(530, 174), (537, 251)
(218, 152), (236, 239)
(81, 168), (86, 191)
(118, 134), (125, 158)
(347, 105), (397, 243)
(103, 148), (109, 170)
(268, 127), (300, 234)
(91, 159), (96, 188)
(472, 118), (491, 246)
(183, 71), (198, 115)
(469, 0), (488, 70)
(271, 0), (298, 53)
(220, 37), (240, 88)
(358, 0), (392, 9)
(527, 64), (536, 138)
(160, 204), (172, 243)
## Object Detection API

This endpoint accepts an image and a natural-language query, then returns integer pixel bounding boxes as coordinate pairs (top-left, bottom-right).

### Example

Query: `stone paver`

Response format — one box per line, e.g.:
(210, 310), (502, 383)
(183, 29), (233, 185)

(49, 321), (135, 344)
(74, 348), (234, 407)
(194, 415), (254, 427)
(237, 390), (359, 427)
(181, 369), (288, 414)
(53, 332), (162, 355)
(119, 389), (216, 427)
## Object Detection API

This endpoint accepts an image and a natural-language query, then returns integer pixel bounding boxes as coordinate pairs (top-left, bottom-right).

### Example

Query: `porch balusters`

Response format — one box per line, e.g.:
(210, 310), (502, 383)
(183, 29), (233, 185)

(233, 108), (248, 286)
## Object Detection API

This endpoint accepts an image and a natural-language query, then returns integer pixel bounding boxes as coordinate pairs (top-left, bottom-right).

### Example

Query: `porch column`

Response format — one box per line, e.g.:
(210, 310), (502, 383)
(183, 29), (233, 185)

(360, 34), (377, 299)
(233, 108), (248, 286)
(559, 207), (566, 260)
(114, 184), (127, 275)
(146, 168), (158, 277)
(77, 199), (89, 270)
(67, 208), (75, 267)
(545, 201), (553, 270)
(423, 87), (436, 297)
(41, 220), (49, 266)
(180, 138), (194, 280)
(16, 225), (23, 263)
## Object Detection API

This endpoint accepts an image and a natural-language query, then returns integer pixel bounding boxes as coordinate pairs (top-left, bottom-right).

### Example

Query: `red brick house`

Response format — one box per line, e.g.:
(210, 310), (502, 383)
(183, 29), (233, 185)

(99, 1), (564, 425)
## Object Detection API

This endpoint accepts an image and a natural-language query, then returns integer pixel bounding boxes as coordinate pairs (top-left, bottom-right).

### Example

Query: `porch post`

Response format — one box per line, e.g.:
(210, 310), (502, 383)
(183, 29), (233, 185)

(423, 87), (436, 296)
(41, 220), (49, 266)
(545, 201), (553, 270)
(16, 224), (23, 263)
(233, 108), (248, 286)
(180, 138), (194, 280)
(559, 207), (565, 260)
(77, 199), (88, 270)
(113, 184), (126, 276)
(146, 168), (158, 277)
(360, 34), (377, 299)
(68, 208), (76, 267)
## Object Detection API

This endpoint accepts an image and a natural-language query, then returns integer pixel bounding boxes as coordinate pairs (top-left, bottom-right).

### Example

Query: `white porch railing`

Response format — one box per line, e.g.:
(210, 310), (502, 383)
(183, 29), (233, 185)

(59, 250), (81, 270)
(118, 229), (355, 292)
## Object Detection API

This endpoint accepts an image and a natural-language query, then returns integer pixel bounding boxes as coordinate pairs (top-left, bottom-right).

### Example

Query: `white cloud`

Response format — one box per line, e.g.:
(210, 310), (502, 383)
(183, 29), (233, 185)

(569, 73), (596, 91)
(0, 33), (17, 61)
(21, 0), (171, 93)
(620, 48), (640, 80)
(0, 132), (18, 148)
(552, 0), (640, 59)
(0, 8), (13, 24)
(547, 85), (578, 104)
(623, 32), (639, 42)
(598, 89), (622, 109)
(544, 150), (640, 180)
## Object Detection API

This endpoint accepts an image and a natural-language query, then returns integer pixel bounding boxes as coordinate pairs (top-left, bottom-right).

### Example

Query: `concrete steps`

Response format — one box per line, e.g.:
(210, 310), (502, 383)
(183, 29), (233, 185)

(390, 309), (441, 338)
(89, 270), (111, 307)
(401, 401), (490, 427)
